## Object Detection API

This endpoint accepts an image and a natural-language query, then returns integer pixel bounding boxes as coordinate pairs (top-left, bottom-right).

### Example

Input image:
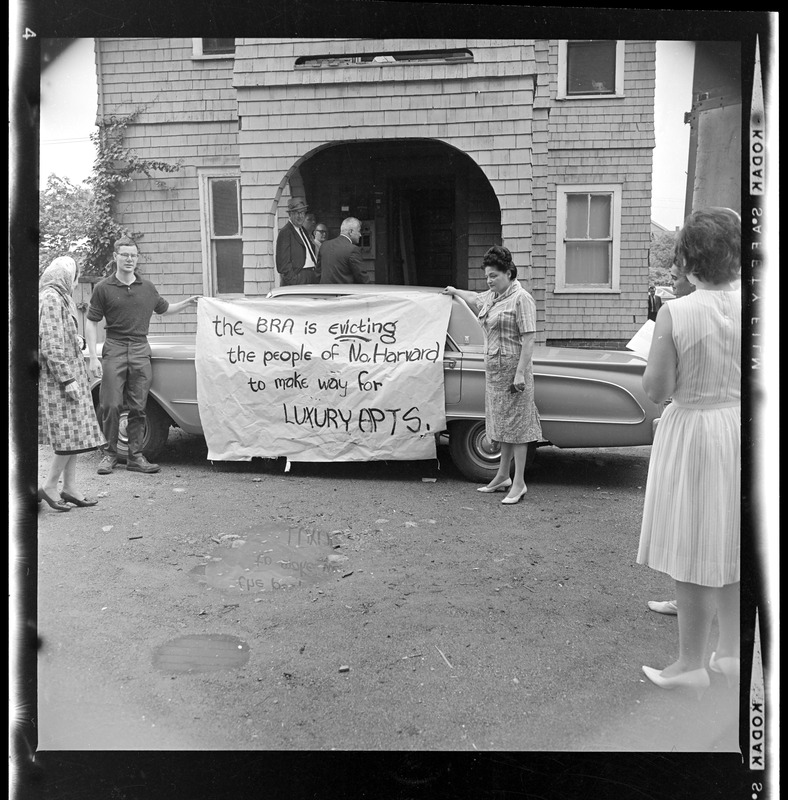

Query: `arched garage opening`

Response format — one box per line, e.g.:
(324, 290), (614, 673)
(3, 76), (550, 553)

(297, 139), (501, 287)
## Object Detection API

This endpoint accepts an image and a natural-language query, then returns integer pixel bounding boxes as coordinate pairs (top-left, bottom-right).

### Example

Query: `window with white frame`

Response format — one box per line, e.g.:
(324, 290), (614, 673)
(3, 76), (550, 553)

(557, 40), (624, 99)
(192, 38), (235, 58)
(199, 173), (243, 295)
(555, 185), (621, 292)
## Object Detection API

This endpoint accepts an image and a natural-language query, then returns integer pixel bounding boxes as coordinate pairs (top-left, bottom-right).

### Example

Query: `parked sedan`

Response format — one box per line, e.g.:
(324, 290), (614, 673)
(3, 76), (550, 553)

(87, 285), (662, 482)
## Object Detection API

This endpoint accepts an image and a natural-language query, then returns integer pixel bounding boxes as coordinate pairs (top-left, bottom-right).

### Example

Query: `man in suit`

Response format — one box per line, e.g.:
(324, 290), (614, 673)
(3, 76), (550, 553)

(317, 217), (370, 284)
(313, 222), (328, 256)
(647, 285), (662, 321)
(276, 197), (319, 286)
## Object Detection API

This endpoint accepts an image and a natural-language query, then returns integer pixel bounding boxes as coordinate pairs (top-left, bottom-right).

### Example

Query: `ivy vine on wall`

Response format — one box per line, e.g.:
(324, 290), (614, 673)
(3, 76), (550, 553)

(80, 107), (183, 276)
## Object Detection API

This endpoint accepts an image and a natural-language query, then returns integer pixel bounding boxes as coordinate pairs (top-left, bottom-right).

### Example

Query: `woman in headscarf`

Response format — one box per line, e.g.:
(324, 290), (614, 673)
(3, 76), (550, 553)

(38, 256), (105, 510)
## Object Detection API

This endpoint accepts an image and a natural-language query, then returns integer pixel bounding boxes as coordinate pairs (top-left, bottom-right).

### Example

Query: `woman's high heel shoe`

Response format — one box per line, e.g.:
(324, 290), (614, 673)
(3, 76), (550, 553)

(501, 486), (528, 505)
(60, 491), (98, 507)
(709, 652), (740, 689)
(642, 665), (710, 700)
(38, 488), (71, 512)
(477, 478), (512, 493)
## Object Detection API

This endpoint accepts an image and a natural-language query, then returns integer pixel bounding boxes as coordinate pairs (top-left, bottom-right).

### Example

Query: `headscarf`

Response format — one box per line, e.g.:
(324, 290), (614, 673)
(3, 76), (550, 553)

(39, 256), (79, 323)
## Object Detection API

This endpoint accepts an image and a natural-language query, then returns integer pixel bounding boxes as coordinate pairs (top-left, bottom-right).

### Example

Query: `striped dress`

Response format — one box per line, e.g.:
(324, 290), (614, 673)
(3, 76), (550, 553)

(475, 280), (542, 445)
(637, 289), (741, 587)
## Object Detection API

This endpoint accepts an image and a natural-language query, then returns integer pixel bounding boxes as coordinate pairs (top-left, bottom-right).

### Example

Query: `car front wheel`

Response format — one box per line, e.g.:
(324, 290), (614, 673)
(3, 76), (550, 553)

(448, 419), (536, 483)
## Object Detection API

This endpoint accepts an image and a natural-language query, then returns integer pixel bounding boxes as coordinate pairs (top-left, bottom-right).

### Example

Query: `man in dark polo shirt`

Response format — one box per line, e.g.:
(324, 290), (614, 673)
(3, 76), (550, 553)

(86, 236), (200, 474)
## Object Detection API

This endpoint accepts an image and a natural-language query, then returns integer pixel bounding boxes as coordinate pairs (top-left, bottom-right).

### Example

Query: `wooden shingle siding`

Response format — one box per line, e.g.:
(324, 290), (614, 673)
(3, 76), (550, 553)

(539, 39), (654, 343)
(232, 41), (538, 300)
(98, 37), (239, 332)
(97, 37), (654, 342)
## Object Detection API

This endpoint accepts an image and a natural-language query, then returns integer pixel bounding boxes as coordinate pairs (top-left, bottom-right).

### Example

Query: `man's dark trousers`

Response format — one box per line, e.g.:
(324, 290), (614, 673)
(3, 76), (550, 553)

(99, 338), (153, 459)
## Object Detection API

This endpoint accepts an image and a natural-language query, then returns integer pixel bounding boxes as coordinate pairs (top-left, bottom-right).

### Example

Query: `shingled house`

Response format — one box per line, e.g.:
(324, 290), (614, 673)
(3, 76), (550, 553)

(94, 38), (656, 347)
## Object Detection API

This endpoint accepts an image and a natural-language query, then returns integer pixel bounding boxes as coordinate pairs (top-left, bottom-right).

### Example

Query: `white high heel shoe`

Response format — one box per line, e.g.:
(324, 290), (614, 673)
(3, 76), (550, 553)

(477, 478), (512, 493)
(709, 652), (740, 689)
(501, 486), (527, 505)
(642, 665), (710, 700)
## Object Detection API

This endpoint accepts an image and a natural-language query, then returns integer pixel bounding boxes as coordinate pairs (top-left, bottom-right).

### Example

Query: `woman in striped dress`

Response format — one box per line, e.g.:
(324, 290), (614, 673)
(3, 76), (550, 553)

(638, 209), (741, 696)
(443, 245), (542, 504)
(38, 257), (105, 510)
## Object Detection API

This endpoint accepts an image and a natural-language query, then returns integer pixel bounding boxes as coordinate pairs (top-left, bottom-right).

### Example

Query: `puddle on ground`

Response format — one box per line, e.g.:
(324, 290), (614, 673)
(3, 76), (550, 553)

(152, 633), (250, 673)
(190, 523), (349, 596)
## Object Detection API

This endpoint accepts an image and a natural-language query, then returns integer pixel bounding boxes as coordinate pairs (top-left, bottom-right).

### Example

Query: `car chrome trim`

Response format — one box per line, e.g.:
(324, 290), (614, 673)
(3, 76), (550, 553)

(446, 409), (643, 426)
(530, 372), (648, 423)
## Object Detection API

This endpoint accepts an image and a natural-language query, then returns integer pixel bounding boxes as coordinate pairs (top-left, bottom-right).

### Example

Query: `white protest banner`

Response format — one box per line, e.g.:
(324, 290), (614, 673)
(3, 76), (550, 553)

(195, 293), (452, 462)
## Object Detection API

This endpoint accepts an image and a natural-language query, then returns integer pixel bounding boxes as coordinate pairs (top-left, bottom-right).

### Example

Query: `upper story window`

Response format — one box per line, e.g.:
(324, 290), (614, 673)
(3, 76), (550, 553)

(555, 184), (621, 293)
(296, 49), (473, 68)
(199, 172), (244, 296)
(192, 38), (235, 59)
(557, 40), (624, 99)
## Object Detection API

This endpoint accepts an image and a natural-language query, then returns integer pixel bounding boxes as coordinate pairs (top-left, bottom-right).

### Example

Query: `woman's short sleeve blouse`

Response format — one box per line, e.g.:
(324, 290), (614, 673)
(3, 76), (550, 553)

(475, 281), (536, 356)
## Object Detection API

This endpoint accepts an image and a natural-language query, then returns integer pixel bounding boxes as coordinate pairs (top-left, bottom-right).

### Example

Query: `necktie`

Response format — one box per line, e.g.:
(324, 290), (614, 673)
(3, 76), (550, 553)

(298, 226), (316, 264)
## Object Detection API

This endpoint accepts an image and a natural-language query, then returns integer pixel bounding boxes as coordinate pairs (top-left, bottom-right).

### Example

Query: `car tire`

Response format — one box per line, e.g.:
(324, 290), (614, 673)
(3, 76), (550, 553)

(448, 419), (536, 483)
(92, 394), (171, 463)
(118, 401), (171, 462)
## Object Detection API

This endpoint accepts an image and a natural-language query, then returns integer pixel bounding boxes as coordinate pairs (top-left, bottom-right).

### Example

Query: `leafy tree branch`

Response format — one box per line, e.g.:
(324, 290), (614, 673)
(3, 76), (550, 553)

(38, 106), (182, 277)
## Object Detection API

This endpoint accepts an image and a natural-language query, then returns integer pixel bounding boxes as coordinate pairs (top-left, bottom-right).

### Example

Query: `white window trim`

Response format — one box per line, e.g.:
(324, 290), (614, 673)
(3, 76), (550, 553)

(191, 38), (235, 60)
(554, 184), (622, 294)
(197, 168), (244, 298)
(556, 40), (625, 100)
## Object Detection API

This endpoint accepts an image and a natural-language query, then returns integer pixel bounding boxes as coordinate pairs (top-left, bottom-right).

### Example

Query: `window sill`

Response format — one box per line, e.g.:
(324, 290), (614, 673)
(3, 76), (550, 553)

(553, 287), (621, 294)
(556, 94), (625, 101)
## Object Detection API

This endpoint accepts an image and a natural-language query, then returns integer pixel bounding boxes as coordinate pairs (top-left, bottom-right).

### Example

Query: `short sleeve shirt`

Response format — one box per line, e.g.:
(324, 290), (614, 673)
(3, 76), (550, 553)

(474, 280), (537, 356)
(87, 274), (169, 342)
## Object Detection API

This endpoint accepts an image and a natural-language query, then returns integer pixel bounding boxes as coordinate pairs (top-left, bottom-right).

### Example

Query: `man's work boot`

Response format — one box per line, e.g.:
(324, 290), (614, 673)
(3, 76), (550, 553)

(97, 453), (119, 475)
(126, 455), (161, 474)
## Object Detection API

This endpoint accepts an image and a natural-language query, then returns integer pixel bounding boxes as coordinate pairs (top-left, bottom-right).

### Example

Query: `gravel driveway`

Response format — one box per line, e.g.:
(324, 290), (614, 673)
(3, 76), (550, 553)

(29, 432), (738, 754)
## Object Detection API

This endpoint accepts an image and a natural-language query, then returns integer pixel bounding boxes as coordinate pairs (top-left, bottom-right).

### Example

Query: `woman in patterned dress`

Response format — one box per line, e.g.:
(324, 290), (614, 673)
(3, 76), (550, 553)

(38, 257), (105, 511)
(638, 209), (741, 696)
(444, 245), (542, 504)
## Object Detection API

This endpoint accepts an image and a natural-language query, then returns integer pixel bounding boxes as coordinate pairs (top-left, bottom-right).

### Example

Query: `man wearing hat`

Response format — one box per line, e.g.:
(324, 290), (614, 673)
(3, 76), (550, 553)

(276, 197), (319, 285)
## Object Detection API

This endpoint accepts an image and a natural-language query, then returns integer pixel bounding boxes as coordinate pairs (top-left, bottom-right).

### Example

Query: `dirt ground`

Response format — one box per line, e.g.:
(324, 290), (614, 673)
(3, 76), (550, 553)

(28, 431), (740, 754)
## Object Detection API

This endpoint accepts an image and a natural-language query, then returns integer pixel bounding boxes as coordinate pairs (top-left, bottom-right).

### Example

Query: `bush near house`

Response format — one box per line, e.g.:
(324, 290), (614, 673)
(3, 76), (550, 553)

(38, 175), (93, 276)
(648, 231), (677, 287)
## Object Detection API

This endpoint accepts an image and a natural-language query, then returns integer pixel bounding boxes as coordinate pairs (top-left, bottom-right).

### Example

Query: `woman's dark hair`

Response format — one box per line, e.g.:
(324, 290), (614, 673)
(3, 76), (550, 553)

(482, 245), (516, 280)
(673, 208), (740, 284)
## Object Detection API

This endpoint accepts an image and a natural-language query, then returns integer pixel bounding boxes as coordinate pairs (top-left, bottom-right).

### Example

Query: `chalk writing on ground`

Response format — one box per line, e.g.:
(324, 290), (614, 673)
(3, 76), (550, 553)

(193, 524), (349, 595)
